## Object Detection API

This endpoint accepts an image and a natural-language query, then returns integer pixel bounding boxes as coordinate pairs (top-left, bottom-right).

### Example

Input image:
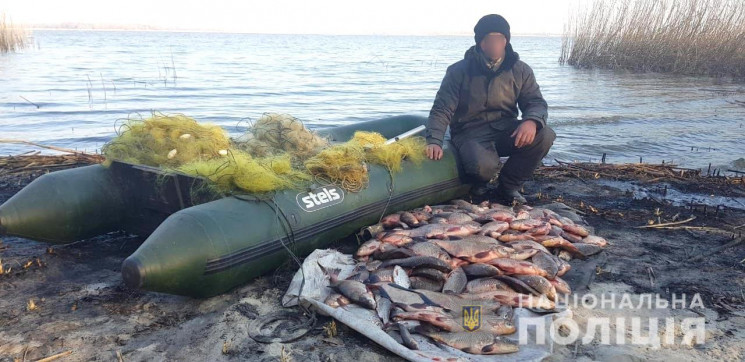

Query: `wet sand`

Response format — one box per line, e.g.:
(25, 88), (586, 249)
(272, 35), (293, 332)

(1, 160), (743, 361)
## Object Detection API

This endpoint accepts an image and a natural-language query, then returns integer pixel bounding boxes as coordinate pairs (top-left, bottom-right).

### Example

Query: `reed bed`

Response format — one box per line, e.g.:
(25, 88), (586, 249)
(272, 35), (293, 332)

(560, 0), (745, 78)
(0, 12), (28, 54)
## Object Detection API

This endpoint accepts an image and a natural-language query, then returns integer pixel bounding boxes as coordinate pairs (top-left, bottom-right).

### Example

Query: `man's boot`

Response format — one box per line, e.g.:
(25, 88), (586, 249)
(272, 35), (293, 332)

(470, 182), (493, 197)
(493, 183), (526, 205)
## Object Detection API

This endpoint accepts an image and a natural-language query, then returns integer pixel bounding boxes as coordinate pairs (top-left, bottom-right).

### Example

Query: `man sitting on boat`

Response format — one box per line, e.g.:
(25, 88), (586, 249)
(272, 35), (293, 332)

(425, 14), (555, 205)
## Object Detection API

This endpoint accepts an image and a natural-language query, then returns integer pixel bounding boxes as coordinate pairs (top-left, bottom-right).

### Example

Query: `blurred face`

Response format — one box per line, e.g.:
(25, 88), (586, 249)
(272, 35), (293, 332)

(479, 32), (507, 60)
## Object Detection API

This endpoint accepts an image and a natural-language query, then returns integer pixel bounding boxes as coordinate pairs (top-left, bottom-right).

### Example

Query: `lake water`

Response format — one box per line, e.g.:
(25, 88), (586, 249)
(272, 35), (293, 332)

(1, 30), (743, 171)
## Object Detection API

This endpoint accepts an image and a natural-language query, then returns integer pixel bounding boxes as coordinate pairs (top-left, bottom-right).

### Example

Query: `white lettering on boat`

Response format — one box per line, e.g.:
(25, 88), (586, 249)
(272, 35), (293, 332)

(296, 185), (344, 212)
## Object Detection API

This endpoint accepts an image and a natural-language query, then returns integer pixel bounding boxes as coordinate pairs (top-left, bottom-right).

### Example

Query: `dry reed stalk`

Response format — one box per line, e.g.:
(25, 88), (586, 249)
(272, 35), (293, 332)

(561, 0), (745, 78)
(0, 12), (28, 54)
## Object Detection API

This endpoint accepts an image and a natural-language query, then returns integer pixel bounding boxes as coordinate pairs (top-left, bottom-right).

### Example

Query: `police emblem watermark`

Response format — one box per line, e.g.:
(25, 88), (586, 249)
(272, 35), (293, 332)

(462, 305), (481, 331)
(517, 293), (707, 347)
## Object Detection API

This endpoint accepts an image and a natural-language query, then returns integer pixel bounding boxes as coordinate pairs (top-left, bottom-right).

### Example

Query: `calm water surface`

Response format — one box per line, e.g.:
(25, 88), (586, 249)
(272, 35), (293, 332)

(1, 31), (743, 170)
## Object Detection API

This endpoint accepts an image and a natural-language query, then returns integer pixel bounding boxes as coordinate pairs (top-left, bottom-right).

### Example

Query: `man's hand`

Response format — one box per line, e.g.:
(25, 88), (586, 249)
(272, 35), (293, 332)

(511, 120), (538, 148)
(427, 144), (443, 160)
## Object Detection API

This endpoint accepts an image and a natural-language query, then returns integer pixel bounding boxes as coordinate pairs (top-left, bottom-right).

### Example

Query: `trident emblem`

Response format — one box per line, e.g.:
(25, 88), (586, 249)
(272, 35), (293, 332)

(462, 305), (481, 331)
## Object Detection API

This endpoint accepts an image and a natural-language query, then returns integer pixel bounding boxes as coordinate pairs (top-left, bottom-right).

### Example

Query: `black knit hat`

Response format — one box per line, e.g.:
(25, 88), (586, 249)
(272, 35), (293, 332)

(474, 14), (510, 44)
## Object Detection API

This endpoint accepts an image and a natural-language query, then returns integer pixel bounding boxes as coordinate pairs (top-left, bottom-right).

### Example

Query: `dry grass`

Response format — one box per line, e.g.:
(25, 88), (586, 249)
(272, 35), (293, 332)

(0, 11), (28, 54)
(560, 0), (745, 78)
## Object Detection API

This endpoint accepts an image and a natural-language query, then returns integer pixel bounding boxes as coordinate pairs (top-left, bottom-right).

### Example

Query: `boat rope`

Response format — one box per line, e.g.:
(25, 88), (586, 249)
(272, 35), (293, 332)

(232, 194), (317, 343)
(247, 310), (317, 344)
(377, 168), (396, 224)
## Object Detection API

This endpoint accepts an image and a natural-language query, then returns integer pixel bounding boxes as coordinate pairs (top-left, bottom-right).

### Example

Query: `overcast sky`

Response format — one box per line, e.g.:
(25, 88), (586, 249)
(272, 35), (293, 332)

(3, 0), (577, 35)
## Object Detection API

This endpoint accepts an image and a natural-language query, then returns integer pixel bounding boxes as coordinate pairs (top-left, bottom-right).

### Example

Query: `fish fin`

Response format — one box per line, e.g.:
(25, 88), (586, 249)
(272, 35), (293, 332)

(413, 324), (438, 336)
(392, 301), (410, 310)
(377, 285), (395, 300)
(474, 251), (492, 259)
(481, 344), (497, 354)
(412, 325), (427, 335)
(387, 283), (444, 309)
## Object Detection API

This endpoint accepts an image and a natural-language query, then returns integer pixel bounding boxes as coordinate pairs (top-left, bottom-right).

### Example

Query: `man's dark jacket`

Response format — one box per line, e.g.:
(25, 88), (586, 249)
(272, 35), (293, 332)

(425, 44), (548, 147)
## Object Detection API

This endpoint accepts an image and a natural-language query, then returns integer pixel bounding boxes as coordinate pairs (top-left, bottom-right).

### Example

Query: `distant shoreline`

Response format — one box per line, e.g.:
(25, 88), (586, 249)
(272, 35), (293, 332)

(26, 26), (562, 37)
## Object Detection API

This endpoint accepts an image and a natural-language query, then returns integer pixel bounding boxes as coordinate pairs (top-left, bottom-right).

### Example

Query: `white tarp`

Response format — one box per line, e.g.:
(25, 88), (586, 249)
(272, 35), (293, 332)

(284, 249), (566, 362)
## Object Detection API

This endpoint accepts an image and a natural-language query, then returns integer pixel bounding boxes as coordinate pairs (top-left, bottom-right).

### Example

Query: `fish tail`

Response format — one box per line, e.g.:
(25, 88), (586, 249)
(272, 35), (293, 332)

(316, 261), (341, 283)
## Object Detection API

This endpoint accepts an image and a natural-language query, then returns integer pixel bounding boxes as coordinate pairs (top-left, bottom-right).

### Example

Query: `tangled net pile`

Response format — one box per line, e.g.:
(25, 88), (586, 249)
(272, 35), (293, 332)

(102, 113), (427, 193)
(101, 114), (230, 168)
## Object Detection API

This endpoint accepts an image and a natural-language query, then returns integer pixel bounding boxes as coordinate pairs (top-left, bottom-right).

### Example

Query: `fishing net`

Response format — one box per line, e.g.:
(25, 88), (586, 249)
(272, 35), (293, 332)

(235, 113), (329, 158)
(304, 143), (369, 192)
(177, 152), (310, 194)
(102, 113), (231, 168)
(349, 131), (427, 173)
(102, 113), (426, 194)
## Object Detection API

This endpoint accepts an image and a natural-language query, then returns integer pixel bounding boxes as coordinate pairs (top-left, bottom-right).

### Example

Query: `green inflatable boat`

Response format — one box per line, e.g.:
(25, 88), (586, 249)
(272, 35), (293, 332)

(0, 115), (470, 297)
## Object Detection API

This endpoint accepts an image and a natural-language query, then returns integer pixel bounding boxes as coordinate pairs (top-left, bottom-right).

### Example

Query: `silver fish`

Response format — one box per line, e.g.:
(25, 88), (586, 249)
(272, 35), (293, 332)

(573, 242), (604, 256)
(478, 221), (510, 237)
(410, 267), (447, 283)
(494, 275), (541, 296)
(406, 241), (451, 263)
(409, 276), (444, 292)
(356, 239), (382, 258)
(556, 257), (571, 276)
(430, 239), (511, 263)
(549, 276), (572, 295)
(324, 293), (351, 308)
(531, 251), (560, 279)
(488, 258), (548, 277)
(509, 240), (550, 254)
(582, 235), (608, 247)
(455, 235), (502, 245)
(379, 256), (451, 272)
(442, 267), (467, 294)
(392, 265), (411, 289)
(400, 211), (421, 228)
(475, 210), (515, 223)
(413, 289), (503, 313)
(450, 199), (486, 214)
(508, 248), (539, 261)
(466, 277), (514, 293)
(335, 279), (376, 309)
(515, 275), (557, 301)
(461, 263), (503, 278)
(342, 303), (384, 329)
(561, 231), (584, 243)
(397, 322), (419, 350)
(415, 328), (519, 355)
(394, 310), (515, 335)
(374, 289), (393, 324)
(509, 218), (544, 231)
(320, 264), (377, 309)
(562, 223), (590, 237)
(373, 244), (416, 260)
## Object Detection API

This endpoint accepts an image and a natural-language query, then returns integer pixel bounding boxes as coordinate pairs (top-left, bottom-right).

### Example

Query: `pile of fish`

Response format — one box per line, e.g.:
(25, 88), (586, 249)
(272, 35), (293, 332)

(321, 199), (608, 355)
